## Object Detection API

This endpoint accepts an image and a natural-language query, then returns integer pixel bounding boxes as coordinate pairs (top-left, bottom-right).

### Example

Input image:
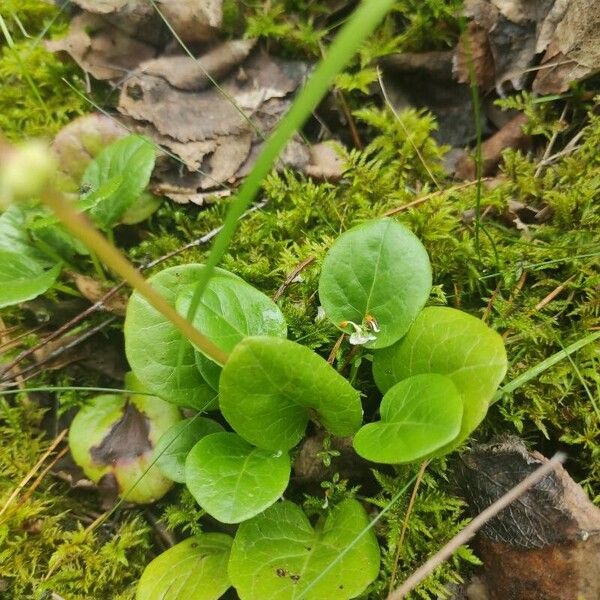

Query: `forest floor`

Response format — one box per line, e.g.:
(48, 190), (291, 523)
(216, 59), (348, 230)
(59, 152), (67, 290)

(0, 1), (598, 599)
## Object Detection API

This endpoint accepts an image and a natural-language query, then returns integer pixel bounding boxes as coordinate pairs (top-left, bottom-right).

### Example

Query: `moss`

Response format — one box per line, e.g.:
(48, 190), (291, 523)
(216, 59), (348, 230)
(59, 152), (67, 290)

(0, 396), (154, 600)
(0, 1), (88, 140)
(1, 0), (599, 598)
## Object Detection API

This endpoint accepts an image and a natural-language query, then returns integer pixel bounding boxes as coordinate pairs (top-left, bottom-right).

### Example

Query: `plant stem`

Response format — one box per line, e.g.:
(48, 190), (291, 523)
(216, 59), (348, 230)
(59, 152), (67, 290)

(39, 189), (229, 365)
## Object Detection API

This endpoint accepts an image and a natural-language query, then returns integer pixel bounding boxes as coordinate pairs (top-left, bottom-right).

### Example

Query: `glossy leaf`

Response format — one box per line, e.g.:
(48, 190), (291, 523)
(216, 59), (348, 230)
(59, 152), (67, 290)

(176, 274), (287, 366)
(186, 432), (290, 523)
(136, 533), (232, 600)
(353, 373), (463, 463)
(219, 336), (362, 451)
(318, 218), (431, 348)
(229, 499), (380, 600)
(69, 373), (181, 504)
(125, 264), (231, 409)
(373, 307), (507, 443)
(82, 134), (155, 229)
(0, 250), (61, 308)
(154, 417), (224, 483)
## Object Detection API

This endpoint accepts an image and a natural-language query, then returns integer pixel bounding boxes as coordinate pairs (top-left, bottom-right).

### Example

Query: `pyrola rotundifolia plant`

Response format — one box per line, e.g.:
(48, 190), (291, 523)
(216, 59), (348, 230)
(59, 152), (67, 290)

(66, 216), (507, 600)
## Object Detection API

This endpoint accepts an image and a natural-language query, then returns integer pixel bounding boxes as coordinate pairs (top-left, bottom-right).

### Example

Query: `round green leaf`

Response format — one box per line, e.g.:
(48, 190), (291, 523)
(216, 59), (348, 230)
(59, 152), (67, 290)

(318, 218), (431, 349)
(69, 373), (181, 504)
(353, 373), (463, 463)
(124, 264), (230, 410)
(185, 432), (291, 523)
(136, 533), (232, 600)
(373, 307), (507, 443)
(229, 499), (380, 600)
(154, 417), (224, 483)
(219, 336), (363, 451)
(0, 250), (61, 309)
(176, 274), (287, 365)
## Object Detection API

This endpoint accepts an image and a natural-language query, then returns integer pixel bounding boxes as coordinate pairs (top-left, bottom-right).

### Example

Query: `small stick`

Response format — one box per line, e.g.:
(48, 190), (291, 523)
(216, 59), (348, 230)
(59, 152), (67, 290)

(0, 429), (68, 522)
(1, 317), (116, 386)
(384, 180), (485, 217)
(145, 509), (177, 549)
(327, 332), (346, 365)
(388, 461), (429, 595)
(273, 256), (316, 301)
(530, 275), (575, 314)
(534, 105), (567, 178)
(482, 283), (500, 323)
(0, 324), (44, 354)
(386, 452), (566, 600)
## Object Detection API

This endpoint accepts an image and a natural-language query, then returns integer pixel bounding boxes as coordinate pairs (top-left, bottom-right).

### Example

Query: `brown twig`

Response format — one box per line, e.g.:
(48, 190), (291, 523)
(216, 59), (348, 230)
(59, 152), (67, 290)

(530, 275), (575, 315)
(388, 461), (429, 595)
(0, 324), (45, 354)
(482, 283), (500, 324)
(384, 180), (485, 217)
(386, 452), (566, 599)
(1, 317), (116, 386)
(273, 256), (316, 301)
(327, 332), (346, 365)
(144, 509), (177, 549)
(336, 89), (363, 149)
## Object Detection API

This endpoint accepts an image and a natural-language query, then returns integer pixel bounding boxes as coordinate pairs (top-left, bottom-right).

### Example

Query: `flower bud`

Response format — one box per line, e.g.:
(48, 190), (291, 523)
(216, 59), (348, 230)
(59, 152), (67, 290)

(0, 140), (56, 206)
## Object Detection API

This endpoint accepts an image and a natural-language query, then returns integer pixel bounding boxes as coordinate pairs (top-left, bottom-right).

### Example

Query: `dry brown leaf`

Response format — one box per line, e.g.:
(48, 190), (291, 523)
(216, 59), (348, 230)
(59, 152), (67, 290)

(455, 113), (530, 179)
(119, 51), (309, 202)
(305, 142), (346, 181)
(139, 39), (256, 91)
(454, 21), (496, 92)
(160, 0), (223, 43)
(533, 0), (600, 94)
(68, 274), (128, 316)
(46, 13), (156, 81)
(460, 0), (555, 93)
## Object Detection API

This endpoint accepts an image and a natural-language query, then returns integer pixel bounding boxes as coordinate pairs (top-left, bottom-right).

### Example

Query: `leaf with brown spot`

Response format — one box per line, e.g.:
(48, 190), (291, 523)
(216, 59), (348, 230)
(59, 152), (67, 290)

(69, 373), (182, 504)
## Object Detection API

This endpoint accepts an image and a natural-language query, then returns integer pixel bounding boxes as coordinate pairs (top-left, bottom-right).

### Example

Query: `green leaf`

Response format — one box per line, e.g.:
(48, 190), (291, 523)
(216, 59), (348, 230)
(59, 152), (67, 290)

(219, 336), (362, 451)
(0, 204), (47, 261)
(176, 274), (287, 364)
(195, 352), (221, 390)
(0, 250), (61, 308)
(353, 373), (463, 463)
(186, 432), (291, 523)
(372, 307), (507, 443)
(125, 264), (232, 410)
(136, 533), (233, 600)
(154, 417), (224, 483)
(69, 374), (181, 504)
(228, 499), (380, 600)
(318, 218), (431, 349)
(82, 135), (155, 229)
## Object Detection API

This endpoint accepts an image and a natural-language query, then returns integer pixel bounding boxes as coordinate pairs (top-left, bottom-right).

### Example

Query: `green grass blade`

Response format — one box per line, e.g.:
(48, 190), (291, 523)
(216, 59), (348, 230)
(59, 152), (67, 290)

(181, 0), (397, 340)
(493, 331), (600, 402)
